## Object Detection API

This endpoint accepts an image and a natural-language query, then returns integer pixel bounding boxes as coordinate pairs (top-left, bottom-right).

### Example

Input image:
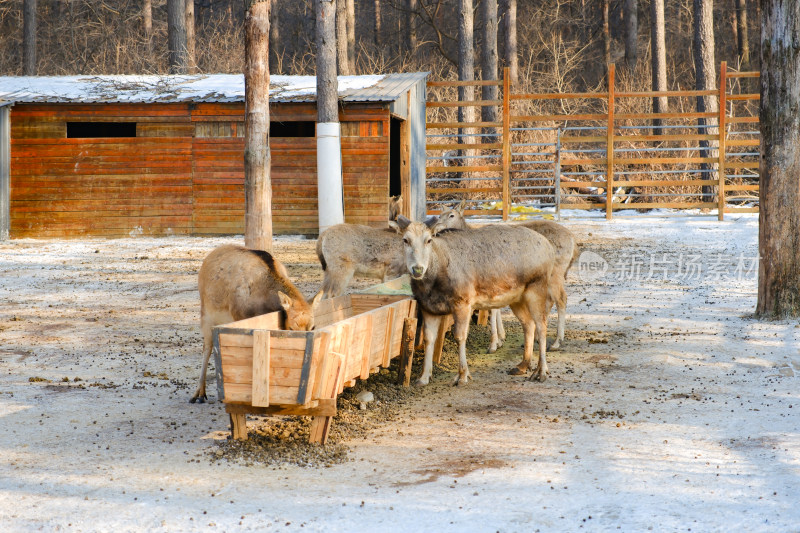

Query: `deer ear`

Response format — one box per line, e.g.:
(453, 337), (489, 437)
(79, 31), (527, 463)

(457, 199), (467, 214)
(310, 291), (323, 309)
(388, 220), (403, 234)
(423, 215), (438, 228)
(277, 291), (293, 311)
(395, 214), (412, 231)
(431, 223), (447, 236)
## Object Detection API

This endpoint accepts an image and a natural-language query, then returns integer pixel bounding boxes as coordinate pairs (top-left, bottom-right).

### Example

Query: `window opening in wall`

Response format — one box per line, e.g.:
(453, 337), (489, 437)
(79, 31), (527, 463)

(66, 122), (136, 138)
(270, 121), (315, 137)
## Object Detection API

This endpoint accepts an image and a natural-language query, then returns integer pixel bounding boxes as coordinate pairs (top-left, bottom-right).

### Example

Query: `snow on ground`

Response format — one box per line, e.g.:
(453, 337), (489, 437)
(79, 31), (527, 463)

(0, 213), (798, 532)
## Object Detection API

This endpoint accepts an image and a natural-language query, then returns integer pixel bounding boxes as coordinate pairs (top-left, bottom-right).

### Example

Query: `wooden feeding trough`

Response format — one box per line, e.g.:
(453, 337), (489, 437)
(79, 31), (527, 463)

(212, 293), (417, 444)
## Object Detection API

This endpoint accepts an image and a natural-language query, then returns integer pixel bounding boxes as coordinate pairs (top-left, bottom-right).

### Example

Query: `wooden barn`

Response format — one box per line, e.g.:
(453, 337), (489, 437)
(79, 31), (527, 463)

(0, 73), (427, 239)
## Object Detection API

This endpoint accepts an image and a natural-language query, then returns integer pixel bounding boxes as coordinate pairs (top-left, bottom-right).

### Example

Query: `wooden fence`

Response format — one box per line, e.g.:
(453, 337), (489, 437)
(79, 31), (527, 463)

(425, 62), (760, 221)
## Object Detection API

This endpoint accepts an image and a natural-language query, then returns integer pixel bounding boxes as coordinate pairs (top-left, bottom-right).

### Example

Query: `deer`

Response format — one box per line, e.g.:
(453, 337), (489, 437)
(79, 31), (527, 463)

(432, 201), (579, 352)
(394, 218), (556, 385)
(315, 213), (437, 299)
(389, 195), (403, 221)
(190, 244), (322, 404)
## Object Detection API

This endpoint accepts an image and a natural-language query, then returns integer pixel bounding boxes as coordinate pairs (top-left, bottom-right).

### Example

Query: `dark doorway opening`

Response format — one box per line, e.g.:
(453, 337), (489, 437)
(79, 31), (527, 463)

(389, 117), (403, 198)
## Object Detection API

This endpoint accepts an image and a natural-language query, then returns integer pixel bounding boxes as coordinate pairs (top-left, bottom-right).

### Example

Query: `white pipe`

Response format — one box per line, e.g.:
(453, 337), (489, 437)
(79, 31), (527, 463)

(316, 121), (344, 233)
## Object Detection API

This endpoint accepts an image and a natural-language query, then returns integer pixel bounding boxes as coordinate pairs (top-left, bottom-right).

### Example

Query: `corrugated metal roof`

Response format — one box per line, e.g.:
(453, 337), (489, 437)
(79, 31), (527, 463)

(0, 72), (428, 105)
(342, 72), (428, 102)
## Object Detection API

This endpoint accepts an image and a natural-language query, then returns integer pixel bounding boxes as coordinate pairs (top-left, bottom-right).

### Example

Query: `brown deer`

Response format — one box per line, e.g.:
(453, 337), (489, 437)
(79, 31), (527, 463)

(316, 214), (437, 299)
(389, 195), (403, 221)
(433, 201), (579, 351)
(396, 219), (555, 385)
(190, 245), (322, 403)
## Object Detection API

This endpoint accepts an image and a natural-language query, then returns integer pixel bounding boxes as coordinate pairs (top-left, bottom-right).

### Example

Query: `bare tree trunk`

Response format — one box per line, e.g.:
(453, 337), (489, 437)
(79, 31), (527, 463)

(458, 0), (476, 182)
(143, 0), (153, 43)
(374, 0), (380, 47)
(481, 0), (499, 130)
(316, 0), (344, 231)
(693, 0), (718, 200)
(407, 0), (417, 53)
(757, 0), (800, 317)
(603, 0), (611, 70)
(336, 0), (350, 74)
(23, 0), (36, 75)
(244, 0), (273, 251)
(186, 0), (196, 73)
(735, 0), (750, 69)
(269, 0), (281, 73)
(650, 0), (668, 135)
(458, 0), (475, 123)
(317, 1), (338, 128)
(346, 0), (355, 68)
(167, 0), (188, 74)
(502, 0), (518, 85)
(624, 0), (638, 70)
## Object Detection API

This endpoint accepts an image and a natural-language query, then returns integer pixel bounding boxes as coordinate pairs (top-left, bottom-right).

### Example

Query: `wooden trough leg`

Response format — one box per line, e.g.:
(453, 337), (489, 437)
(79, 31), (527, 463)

(414, 308), (425, 351)
(397, 317), (418, 387)
(308, 352), (344, 445)
(229, 412), (248, 441)
(433, 315), (454, 365)
(477, 310), (489, 326)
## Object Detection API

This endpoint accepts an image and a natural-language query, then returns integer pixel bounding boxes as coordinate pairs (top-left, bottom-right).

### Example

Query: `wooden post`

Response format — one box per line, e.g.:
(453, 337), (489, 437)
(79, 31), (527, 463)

(359, 315), (373, 380)
(414, 308), (424, 351)
(230, 413), (248, 440)
(606, 63), (615, 220)
(718, 61), (727, 221)
(477, 310), (489, 326)
(502, 67), (511, 221)
(308, 351), (344, 445)
(251, 330), (271, 407)
(555, 127), (562, 219)
(397, 317), (417, 387)
(381, 307), (396, 368)
(432, 315), (453, 365)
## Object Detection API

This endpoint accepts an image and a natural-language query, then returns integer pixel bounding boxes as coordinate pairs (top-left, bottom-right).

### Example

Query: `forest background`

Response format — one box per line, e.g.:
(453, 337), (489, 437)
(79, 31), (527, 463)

(0, 0), (756, 96)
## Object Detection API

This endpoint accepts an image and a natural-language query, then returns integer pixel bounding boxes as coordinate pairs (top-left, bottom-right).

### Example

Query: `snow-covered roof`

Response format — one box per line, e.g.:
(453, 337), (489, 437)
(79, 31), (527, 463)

(0, 72), (428, 105)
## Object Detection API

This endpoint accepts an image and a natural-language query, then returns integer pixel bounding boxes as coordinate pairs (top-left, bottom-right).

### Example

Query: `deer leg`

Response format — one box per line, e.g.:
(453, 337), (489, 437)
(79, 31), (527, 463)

(488, 309), (506, 353)
(487, 309), (504, 353)
(451, 306), (473, 386)
(508, 301), (535, 375)
(497, 309), (506, 342)
(416, 311), (443, 386)
(527, 281), (550, 382)
(550, 281), (567, 351)
(322, 264), (354, 299)
(190, 323), (214, 403)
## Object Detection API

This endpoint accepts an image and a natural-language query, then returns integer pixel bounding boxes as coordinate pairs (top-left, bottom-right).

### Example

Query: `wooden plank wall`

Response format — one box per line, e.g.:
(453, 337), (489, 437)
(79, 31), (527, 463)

(9, 102), (392, 238)
(271, 102), (318, 235)
(10, 104), (193, 238)
(340, 107), (391, 228)
(191, 103), (245, 235)
(270, 103), (391, 235)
